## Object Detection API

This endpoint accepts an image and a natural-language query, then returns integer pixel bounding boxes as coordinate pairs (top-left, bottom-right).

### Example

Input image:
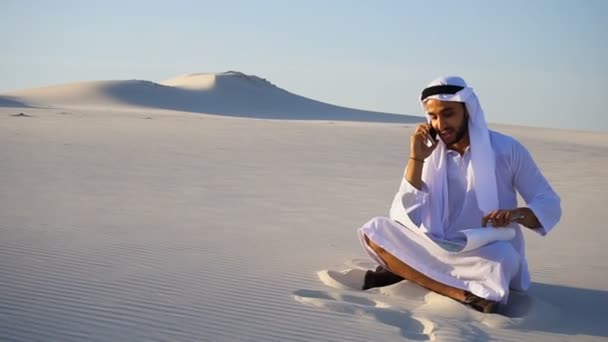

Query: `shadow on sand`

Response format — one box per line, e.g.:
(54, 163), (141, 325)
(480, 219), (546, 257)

(500, 282), (608, 338)
(0, 96), (29, 108)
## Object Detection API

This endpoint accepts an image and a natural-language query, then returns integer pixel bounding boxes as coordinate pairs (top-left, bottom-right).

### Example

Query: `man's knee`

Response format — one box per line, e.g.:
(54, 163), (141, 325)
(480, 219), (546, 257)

(363, 234), (380, 252)
(362, 216), (392, 229)
(358, 216), (391, 247)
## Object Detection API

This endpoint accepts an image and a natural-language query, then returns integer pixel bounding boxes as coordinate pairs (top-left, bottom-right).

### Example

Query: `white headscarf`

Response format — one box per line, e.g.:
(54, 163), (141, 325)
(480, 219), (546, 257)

(419, 76), (498, 238)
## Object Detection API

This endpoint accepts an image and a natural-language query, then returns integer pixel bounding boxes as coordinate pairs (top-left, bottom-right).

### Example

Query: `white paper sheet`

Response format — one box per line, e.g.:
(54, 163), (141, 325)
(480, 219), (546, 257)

(425, 227), (516, 253)
(394, 212), (516, 254)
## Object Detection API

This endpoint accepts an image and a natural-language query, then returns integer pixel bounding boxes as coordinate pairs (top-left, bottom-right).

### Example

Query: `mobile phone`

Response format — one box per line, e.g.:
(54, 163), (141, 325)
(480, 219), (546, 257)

(427, 126), (437, 145)
(429, 126), (437, 140)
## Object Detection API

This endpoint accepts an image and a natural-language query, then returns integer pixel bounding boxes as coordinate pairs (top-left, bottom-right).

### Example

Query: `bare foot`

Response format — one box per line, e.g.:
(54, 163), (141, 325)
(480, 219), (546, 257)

(462, 292), (498, 313)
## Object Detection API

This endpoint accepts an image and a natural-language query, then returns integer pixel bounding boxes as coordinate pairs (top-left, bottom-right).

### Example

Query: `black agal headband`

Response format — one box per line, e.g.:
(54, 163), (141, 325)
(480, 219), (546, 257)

(421, 85), (465, 101)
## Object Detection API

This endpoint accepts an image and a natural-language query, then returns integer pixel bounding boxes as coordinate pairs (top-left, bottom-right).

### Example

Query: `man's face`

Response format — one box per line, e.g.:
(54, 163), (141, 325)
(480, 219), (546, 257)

(424, 99), (468, 146)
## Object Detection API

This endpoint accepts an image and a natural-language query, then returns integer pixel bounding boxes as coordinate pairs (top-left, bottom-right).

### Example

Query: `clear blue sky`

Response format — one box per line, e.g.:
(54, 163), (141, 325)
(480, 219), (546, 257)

(2, 0), (607, 132)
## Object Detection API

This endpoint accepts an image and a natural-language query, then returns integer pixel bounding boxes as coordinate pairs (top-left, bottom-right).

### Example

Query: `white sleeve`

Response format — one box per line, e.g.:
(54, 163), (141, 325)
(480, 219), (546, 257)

(389, 176), (430, 227)
(512, 141), (562, 235)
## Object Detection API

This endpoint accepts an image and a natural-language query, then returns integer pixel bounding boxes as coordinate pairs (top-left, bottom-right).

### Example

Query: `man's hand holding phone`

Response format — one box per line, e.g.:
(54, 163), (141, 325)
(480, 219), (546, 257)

(410, 123), (438, 161)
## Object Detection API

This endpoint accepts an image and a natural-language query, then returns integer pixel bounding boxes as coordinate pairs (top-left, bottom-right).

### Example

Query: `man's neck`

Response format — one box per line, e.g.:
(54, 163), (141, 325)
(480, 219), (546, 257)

(447, 133), (470, 155)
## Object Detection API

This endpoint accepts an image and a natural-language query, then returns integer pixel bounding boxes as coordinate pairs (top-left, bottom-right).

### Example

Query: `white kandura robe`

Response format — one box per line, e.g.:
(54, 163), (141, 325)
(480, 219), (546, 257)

(358, 131), (561, 303)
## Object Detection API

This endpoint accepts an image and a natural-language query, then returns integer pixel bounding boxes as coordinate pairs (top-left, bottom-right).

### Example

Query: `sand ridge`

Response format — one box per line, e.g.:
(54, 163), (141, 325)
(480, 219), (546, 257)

(4, 71), (421, 123)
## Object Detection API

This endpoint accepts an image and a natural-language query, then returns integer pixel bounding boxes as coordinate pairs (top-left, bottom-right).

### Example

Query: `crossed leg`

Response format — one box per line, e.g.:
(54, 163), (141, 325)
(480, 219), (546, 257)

(363, 234), (468, 301)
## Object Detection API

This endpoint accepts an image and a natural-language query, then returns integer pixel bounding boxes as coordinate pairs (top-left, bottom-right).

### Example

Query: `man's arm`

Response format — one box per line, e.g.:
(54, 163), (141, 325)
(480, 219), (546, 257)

(388, 124), (438, 226)
(406, 123), (438, 190)
(512, 140), (561, 234)
(484, 140), (562, 232)
(405, 157), (425, 190)
(482, 139), (561, 232)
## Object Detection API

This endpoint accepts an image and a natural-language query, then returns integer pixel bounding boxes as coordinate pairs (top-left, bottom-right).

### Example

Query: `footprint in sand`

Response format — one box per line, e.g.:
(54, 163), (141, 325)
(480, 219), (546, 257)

(319, 262), (539, 319)
(293, 289), (435, 341)
(316, 269), (367, 290)
(311, 260), (551, 339)
(317, 268), (429, 308)
(316, 267), (429, 303)
(344, 258), (378, 271)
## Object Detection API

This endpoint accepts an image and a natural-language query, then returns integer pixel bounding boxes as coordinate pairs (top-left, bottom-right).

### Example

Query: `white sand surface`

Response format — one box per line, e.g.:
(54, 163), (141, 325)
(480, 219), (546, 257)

(1, 75), (607, 341)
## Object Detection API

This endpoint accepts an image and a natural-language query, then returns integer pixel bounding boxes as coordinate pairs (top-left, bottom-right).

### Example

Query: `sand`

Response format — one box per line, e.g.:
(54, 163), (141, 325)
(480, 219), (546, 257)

(1, 73), (607, 341)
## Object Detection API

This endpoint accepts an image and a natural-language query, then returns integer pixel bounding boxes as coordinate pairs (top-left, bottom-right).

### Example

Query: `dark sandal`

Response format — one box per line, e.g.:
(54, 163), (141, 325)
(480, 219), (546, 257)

(362, 266), (405, 290)
(462, 292), (498, 313)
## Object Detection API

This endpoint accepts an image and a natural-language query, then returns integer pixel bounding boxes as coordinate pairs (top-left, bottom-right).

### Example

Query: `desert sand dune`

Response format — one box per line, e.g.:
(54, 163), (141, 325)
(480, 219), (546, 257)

(6, 71), (421, 123)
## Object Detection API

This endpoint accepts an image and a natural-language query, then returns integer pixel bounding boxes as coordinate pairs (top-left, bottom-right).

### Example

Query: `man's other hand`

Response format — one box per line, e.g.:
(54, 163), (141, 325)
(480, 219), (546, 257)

(482, 208), (541, 229)
(482, 209), (521, 228)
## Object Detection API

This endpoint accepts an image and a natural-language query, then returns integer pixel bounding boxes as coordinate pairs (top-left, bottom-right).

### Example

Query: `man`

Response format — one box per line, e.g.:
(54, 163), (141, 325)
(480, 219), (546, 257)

(357, 76), (561, 313)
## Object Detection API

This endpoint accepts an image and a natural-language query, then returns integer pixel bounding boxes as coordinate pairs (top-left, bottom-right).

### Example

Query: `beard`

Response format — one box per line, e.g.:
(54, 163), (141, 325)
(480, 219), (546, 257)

(440, 114), (469, 146)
